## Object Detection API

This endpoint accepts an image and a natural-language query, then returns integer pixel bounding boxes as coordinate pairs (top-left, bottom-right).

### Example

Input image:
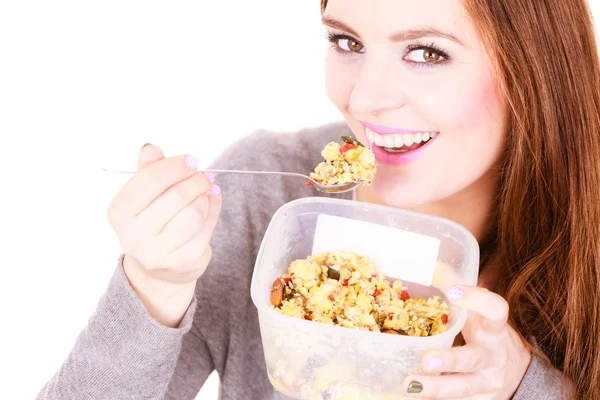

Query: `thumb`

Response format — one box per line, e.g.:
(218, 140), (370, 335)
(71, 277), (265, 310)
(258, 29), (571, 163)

(137, 143), (165, 171)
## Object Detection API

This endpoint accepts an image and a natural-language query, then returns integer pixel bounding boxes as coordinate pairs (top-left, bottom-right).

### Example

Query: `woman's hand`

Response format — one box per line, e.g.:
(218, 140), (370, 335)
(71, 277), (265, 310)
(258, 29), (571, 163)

(107, 143), (222, 327)
(402, 286), (532, 399)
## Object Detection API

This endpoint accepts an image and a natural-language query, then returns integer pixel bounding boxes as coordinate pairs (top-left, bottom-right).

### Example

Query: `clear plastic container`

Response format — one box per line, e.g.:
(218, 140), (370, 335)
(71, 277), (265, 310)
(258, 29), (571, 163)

(250, 197), (479, 400)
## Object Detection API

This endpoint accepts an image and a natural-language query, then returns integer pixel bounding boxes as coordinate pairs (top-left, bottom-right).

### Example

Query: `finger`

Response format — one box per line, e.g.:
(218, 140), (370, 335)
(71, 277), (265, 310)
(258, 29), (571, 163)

(156, 242), (213, 284)
(112, 153), (199, 218)
(431, 260), (460, 295)
(156, 194), (211, 251)
(421, 344), (495, 373)
(203, 185), (223, 236)
(165, 188), (223, 257)
(137, 143), (165, 170)
(135, 171), (214, 236)
(446, 285), (509, 334)
(151, 191), (222, 281)
(403, 371), (496, 398)
(146, 186), (222, 261)
(132, 195), (207, 267)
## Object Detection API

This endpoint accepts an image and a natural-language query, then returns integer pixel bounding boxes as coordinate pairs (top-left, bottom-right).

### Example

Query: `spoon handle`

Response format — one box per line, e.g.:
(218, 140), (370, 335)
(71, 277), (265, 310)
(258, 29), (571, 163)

(204, 169), (311, 180)
(101, 168), (311, 181)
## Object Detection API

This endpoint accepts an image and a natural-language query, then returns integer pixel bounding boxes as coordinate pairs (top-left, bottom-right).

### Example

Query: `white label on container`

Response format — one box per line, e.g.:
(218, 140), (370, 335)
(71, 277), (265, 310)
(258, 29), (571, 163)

(311, 214), (440, 286)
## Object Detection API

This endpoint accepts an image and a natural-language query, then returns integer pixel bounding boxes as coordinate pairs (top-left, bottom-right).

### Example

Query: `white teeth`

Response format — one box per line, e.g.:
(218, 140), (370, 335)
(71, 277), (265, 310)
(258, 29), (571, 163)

(393, 135), (404, 148)
(367, 129), (375, 143)
(365, 127), (438, 149)
(383, 135), (395, 148)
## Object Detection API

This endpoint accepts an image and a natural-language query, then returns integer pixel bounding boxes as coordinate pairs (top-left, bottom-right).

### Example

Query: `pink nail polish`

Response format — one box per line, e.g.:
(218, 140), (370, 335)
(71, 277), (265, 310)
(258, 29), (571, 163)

(428, 356), (443, 371)
(184, 155), (198, 169)
(210, 184), (221, 196)
(447, 286), (464, 301)
(205, 172), (215, 183)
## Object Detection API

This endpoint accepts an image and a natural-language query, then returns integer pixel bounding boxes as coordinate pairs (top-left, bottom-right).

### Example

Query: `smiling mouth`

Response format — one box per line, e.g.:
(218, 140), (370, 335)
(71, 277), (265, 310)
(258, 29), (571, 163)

(366, 128), (439, 153)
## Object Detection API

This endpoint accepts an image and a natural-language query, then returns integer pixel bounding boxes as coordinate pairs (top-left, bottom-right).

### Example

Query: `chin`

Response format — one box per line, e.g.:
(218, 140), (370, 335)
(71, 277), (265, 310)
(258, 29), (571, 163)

(370, 172), (434, 209)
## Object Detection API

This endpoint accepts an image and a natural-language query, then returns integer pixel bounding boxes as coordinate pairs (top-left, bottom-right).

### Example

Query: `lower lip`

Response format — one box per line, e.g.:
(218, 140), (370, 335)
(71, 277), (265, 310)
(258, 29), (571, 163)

(369, 135), (438, 166)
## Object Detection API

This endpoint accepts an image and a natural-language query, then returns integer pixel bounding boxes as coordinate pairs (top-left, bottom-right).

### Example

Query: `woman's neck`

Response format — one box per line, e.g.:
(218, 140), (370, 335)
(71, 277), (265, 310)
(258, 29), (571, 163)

(357, 167), (502, 288)
(356, 166), (500, 245)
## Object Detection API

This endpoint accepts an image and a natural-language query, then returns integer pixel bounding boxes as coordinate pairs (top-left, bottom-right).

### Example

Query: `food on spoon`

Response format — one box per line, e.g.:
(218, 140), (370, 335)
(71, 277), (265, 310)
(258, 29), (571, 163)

(270, 251), (449, 337)
(308, 137), (376, 187)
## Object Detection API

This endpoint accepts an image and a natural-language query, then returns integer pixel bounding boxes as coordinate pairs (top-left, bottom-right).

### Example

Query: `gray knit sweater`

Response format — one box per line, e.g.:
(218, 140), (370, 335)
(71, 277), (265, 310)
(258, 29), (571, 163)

(37, 122), (570, 399)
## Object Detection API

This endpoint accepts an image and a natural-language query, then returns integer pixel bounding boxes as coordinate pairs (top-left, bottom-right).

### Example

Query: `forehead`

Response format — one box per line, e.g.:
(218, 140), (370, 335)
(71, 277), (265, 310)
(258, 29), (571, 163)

(324, 0), (475, 45)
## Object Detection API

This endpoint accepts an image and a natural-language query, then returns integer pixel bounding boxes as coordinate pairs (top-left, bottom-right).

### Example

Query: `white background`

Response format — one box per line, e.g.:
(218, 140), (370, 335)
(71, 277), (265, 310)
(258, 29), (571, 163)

(1, 2), (598, 399)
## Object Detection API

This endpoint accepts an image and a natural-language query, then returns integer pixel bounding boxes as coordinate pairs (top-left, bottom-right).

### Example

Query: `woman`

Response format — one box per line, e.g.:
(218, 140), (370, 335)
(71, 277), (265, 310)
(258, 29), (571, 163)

(37, 0), (600, 399)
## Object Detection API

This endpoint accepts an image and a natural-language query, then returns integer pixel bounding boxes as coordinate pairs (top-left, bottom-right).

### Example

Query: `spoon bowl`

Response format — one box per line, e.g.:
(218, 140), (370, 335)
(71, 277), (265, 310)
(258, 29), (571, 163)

(315, 180), (363, 194)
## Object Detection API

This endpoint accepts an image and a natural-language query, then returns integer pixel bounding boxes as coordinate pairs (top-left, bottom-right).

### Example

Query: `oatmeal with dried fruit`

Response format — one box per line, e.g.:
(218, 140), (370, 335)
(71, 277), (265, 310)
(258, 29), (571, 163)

(270, 251), (449, 337)
(309, 137), (376, 187)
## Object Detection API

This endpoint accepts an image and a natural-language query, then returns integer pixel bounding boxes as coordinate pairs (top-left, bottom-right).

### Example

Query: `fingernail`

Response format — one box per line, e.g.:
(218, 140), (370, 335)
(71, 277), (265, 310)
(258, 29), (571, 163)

(210, 184), (221, 196)
(447, 286), (464, 301)
(205, 172), (215, 184)
(141, 143), (152, 149)
(428, 356), (443, 371)
(407, 381), (423, 394)
(184, 155), (198, 169)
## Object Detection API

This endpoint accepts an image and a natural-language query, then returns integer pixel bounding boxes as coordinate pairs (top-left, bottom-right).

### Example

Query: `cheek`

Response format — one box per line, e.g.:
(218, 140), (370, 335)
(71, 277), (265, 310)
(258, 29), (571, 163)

(417, 68), (506, 136)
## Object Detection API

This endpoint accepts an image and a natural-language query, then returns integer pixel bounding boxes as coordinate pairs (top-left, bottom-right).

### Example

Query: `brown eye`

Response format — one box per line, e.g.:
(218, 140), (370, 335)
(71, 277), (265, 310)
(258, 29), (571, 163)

(348, 39), (363, 52)
(338, 38), (365, 53)
(405, 47), (447, 64)
(423, 49), (441, 62)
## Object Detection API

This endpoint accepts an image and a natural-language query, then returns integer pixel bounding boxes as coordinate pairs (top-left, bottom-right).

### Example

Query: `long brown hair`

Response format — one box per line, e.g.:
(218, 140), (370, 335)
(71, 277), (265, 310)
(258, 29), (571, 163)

(322, 1), (600, 398)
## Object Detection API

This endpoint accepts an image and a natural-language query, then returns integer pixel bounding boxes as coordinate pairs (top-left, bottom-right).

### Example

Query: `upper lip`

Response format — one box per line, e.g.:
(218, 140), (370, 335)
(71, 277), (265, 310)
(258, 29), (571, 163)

(358, 120), (437, 135)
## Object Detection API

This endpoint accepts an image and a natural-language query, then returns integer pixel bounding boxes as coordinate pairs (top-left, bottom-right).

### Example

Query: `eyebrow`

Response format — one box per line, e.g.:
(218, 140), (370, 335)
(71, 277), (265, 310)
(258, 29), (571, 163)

(321, 16), (464, 46)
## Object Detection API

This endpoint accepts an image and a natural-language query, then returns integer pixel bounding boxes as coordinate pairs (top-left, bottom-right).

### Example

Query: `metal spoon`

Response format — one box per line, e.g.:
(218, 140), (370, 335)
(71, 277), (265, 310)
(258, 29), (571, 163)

(101, 168), (363, 194)
(102, 136), (368, 194)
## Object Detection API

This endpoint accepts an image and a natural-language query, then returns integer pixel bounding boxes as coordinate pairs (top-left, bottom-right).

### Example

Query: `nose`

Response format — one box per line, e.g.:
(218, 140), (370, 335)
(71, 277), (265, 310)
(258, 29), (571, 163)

(348, 57), (407, 117)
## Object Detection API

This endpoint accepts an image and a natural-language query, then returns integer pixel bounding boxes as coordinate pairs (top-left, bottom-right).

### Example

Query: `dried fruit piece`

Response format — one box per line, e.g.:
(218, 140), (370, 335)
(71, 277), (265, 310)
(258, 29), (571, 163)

(372, 289), (382, 297)
(441, 314), (449, 325)
(304, 315), (312, 321)
(341, 135), (364, 147)
(401, 290), (410, 301)
(342, 279), (349, 286)
(328, 294), (335, 302)
(270, 278), (284, 307)
(388, 313), (394, 319)
(305, 181), (313, 187)
(339, 143), (357, 154)
(327, 267), (341, 280)
(294, 293), (308, 309)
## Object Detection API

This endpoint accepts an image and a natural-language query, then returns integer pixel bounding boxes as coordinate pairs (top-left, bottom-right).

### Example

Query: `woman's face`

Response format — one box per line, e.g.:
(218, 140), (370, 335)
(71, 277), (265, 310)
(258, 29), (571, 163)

(324, 0), (508, 208)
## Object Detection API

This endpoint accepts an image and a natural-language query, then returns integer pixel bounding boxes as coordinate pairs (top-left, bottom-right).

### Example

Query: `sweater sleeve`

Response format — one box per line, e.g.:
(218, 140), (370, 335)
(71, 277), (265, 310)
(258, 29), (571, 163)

(36, 255), (199, 400)
(512, 352), (573, 400)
